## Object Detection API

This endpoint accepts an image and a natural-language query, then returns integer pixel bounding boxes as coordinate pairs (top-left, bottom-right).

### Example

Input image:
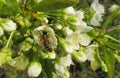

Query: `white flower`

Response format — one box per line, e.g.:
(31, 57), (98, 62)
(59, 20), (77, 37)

(72, 45), (97, 62)
(55, 63), (66, 76)
(85, 45), (97, 61)
(90, 0), (105, 26)
(28, 62), (42, 77)
(109, 4), (119, 12)
(60, 54), (73, 66)
(0, 27), (4, 37)
(91, 0), (104, 13)
(75, 10), (93, 33)
(55, 54), (73, 76)
(79, 34), (91, 46)
(32, 25), (58, 50)
(1, 20), (17, 32)
(64, 6), (75, 15)
(66, 32), (80, 50)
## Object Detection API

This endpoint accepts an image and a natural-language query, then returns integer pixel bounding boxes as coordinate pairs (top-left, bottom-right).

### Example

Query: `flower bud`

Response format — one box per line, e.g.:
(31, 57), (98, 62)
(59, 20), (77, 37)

(9, 55), (29, 70)
(64, 6), (75, 15)
(1, 19), (17, 32)
(39, 51), (48, 59)
(58, 37), (73, 53)
(47, 50), (56, 59)
(61, 71), (70, 78)
(43, 18), (49, 24)
(28, 61), (42, 77)
(0, 47), (12, 65)
(91, 60), (99, 71)
(19, 37), (34, 52)
(109, 4), (119, 13)
(36, 0), (42, 3)
(63, 27), (73, 36)
(72, 51), (87, 62)
(55, 23), (63, 30)
(0, 27), (4, 37)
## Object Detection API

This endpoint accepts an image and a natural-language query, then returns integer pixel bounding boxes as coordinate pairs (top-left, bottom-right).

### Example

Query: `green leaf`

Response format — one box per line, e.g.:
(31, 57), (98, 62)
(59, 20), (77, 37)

(33, 0), (79, 12)
(102, 46), (115, 78)
(0, 0), (21, 15)
(26, 0), (36, 9)
(87, 28), (100, 40)
(95, 48), (107, 72)
(104, 41), (120, 50)
(104, 35), (120, 44)
(97, 38), (120, 50)
(115, 54), (120, 63)
(101, 7), (120, 32)
(43, 59), (54, 78)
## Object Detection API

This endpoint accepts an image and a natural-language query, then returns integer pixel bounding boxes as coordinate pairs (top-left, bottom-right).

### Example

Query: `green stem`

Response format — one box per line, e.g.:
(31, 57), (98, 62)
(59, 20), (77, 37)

(5, 31), (15, 48)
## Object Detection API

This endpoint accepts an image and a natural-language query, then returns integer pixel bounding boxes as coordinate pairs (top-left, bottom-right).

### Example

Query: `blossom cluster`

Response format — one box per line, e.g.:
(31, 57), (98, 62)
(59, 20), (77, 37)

(2, 0), (120, 78)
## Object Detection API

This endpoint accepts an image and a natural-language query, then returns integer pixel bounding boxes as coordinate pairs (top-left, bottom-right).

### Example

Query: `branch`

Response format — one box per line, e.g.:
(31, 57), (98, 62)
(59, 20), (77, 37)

(104, 25), (120, 33)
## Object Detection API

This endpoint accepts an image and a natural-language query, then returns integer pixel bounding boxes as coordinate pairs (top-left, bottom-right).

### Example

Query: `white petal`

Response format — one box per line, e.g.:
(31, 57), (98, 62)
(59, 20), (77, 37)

(85, 45), (97, 61)
(90, 0), (105, 26)
(79, 34), (91, 46)
(75, 10), (84, 20)
(65, 45), (74, 54)
(55, 63), (65, 76)
(28, 62), (42, 77)
(61, 54), (73, 67)
(91, 0), (104, 13)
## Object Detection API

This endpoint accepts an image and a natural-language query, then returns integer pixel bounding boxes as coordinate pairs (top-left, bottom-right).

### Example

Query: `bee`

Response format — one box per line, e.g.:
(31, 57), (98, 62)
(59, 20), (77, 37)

(40, 31), (52, 52)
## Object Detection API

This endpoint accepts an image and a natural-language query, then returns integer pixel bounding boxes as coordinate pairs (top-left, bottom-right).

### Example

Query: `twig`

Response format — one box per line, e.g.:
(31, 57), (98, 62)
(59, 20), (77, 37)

(105, 25), (120, 33)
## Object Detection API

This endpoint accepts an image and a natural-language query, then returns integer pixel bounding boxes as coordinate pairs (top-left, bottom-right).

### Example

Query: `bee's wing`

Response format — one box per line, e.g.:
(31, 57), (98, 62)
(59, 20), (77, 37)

(48, 34), (57, 49)
(38, 35), (45, 49)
